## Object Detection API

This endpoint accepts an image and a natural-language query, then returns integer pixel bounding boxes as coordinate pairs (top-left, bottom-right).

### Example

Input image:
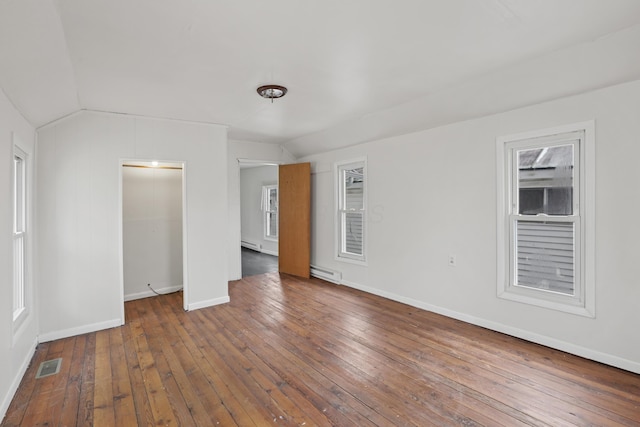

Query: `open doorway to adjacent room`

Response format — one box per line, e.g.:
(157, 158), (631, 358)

(121, 160), (186, 312)
(239, 161), (279, 277)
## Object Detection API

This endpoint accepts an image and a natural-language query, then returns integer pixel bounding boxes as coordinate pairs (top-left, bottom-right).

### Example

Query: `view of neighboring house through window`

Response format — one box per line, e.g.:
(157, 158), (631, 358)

(497, 122), (594, 317)
(263, 185), (278, 240)
(13, 147), (26, 323)
(336, 160), (366, 262)
(516, 144), (575, 295)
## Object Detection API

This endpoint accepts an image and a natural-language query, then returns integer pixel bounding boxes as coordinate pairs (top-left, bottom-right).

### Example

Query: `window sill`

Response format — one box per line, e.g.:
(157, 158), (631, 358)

(498, 288), (594, 318)
(335, 255), (368, 267)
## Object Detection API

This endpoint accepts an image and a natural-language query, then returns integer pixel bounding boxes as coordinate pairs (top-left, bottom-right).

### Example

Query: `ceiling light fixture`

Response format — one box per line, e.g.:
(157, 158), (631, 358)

(257, 85), (288, 103)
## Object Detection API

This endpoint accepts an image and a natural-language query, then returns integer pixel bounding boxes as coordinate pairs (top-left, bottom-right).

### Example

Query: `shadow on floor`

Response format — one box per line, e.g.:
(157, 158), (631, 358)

(242, 247), (278, 277)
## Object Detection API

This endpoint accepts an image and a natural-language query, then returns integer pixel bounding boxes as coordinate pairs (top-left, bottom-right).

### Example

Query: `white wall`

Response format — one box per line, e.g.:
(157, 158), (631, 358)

(299, 79), (640, 373)
(37, 111), (228, 341)
(227, 140), (294, 280)
(123, 166), (183, 300)
(240, 165), (278, 255)
(0, 91), (38, 420)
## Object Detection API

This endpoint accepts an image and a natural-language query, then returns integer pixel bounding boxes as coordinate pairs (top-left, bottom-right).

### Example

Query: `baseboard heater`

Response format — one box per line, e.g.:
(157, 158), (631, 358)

(310, 265), (342, 284)
(241, 240), (261, 251)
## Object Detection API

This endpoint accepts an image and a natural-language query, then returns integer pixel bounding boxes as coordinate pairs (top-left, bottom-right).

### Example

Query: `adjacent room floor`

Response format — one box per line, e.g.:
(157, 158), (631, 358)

(241, 247), (278, 277)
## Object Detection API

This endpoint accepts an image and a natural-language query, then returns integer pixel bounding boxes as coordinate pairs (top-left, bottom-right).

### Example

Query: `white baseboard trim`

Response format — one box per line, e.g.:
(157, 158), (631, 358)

(260, 248), (278, 257)
(38, 318), (122, 343)
(341, 279), (640, 375)
(124, 285), (183, 302)
(187, 296), (230, 311)
(0, 337), (37, 422)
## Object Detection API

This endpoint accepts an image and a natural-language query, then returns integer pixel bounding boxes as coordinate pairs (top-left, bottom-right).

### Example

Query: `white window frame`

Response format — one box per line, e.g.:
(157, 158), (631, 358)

(496, 121), (595, 317)
(335, 158), (367, 264)
(13, 145), (28, 327)
(263, 184), (278, 241)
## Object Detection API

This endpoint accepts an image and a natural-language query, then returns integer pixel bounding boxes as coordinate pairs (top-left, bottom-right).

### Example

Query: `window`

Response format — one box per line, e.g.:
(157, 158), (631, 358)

(263, 185), (278, 240)
(336, 159), (366, 262)
(13, 147), (27, 323)
(497, 122), (594, 316)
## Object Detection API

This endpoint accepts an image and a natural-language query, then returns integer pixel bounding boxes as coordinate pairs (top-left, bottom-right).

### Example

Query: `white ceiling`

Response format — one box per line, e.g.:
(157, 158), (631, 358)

(2, 0), (640, 157)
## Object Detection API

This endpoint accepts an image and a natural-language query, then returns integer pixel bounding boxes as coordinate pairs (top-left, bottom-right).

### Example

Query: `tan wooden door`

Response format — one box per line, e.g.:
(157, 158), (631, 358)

(278, 163), (311, 278)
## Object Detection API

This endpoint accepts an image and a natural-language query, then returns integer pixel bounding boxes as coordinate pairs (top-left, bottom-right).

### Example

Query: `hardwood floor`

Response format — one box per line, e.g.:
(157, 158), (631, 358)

(3, 273), (640, 426)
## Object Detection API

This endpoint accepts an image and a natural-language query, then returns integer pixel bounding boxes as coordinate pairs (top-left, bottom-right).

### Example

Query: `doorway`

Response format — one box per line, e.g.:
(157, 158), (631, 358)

(239, 162), (279, 277)
(121, 160), (186, 314)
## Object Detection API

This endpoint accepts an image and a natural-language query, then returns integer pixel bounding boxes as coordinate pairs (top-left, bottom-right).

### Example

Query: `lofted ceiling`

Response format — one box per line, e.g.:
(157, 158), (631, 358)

(1, 0), (640, 157)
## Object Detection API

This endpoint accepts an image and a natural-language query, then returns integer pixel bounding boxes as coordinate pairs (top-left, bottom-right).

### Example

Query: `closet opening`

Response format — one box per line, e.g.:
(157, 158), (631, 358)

(121, 160), (186, 317)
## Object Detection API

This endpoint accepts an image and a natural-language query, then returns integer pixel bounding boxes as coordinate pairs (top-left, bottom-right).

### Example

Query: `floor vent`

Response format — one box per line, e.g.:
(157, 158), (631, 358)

(35, 358), (62, 379)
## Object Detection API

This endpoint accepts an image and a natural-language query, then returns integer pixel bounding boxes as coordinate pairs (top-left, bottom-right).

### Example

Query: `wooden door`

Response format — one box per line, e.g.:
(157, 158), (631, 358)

(278, 163), (311, 278)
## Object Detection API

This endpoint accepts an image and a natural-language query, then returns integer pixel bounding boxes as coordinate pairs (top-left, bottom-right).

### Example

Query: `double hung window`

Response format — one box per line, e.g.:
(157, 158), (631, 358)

(497, 123), (594, 316)
(13, 147), (27, 323)
(263, 185), (278, 240)
(336, 160), (366, 262)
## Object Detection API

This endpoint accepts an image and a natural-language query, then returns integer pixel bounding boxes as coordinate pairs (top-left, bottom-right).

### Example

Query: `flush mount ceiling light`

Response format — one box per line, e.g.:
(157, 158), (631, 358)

(257, 85), (288, 102)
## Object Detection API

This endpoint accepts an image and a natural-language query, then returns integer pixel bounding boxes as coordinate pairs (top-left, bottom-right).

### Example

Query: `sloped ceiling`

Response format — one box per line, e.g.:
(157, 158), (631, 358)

(1, 0), (640, 157)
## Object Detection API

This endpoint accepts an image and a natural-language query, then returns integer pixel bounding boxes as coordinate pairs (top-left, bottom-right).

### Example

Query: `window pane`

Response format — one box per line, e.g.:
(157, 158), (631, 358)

(343, 212), (363, 255)
(518, 145), (573, 215)
(547, 187), (572, 215)
(519, 188), (544, 215)
(14, 156), (24, 232)
(267, 212), (277, 237)
(516, 220), (574, 295)
(344, 167), (364, 210)
(268, 187), (278, 212)
(14, 235), (25, 318)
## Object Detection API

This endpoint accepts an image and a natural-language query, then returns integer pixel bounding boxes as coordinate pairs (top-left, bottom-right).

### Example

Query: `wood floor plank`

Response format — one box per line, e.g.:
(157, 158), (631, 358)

(1, 343), (50, 427)
(3, 273), (640, 427)
(252, 287), (531, 426)
(192, 307), (326, 426)
(109, 327), (138, 427)
(121, 307), (155, 426)
(75, 332), (96, 427)
(162, 293), (256, 425)
(201, 306), (338, 426)
(222, 287), (384, 425)
(92, 330), (116, 426)
(154, 295), (242, 426)
(228, 288), (457, 426)
(134, 299), (197, 427)
(46, 338), (78, 426)
(18, 337), (76, 427)
(129, 320), (177, 426)
(144, 295), (217, 427)
(242, 277), (500, 418)
(163, 296), (265, 426)
(57, 335), (87, 427)
(212, 302), (382, 427)
(236, 276), (515, 426)
(296, 276), (640, 425)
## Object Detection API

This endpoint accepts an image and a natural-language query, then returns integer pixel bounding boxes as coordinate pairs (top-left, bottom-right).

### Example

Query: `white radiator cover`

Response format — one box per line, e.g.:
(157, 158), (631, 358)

(310, 265), (342, 284)
(241, 240), (261, 251)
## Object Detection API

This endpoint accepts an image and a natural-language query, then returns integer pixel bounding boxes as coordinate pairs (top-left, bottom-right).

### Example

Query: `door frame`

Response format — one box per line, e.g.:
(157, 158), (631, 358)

(235, 158), (282, 279)
(118, 158), (188, 323)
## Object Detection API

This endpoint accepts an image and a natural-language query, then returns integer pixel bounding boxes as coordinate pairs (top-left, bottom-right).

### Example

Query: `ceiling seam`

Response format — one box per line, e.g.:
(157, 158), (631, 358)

(51, 0), (82, 110)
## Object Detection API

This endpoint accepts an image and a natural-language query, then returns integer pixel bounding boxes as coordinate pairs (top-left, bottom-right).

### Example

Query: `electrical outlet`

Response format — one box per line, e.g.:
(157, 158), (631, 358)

(448, 255), (456, 267)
